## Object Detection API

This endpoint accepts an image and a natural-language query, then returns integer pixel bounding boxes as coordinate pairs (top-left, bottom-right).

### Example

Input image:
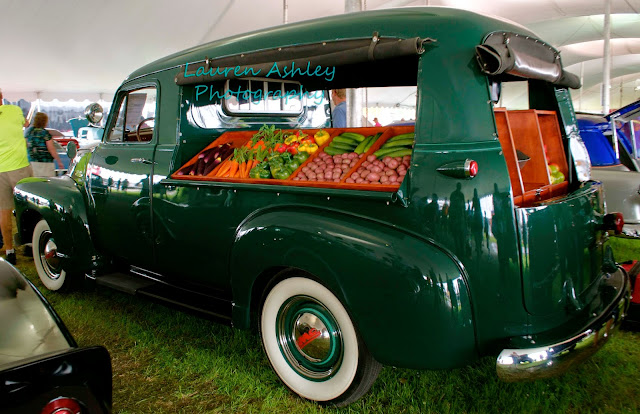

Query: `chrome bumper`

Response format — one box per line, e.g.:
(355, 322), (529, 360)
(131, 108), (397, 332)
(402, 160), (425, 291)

(496, 268), (630, 381)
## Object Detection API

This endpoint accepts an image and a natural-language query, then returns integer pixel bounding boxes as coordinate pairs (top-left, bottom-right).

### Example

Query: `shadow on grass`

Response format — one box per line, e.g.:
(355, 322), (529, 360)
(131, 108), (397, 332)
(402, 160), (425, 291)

(14, 251), (640, 414)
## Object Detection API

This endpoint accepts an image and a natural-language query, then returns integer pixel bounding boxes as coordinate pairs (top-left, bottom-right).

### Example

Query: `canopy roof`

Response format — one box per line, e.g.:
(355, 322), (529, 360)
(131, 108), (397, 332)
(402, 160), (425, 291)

(2, 0), (639, 112)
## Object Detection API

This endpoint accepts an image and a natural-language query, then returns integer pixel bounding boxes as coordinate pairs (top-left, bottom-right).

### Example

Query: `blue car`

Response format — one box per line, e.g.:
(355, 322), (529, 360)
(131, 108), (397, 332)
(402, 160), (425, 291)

(577, 104), (640, 235)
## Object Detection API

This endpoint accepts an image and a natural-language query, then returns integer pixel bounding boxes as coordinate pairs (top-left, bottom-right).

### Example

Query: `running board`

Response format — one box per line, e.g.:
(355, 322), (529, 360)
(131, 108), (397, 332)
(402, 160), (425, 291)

(91, 272), (233, 323)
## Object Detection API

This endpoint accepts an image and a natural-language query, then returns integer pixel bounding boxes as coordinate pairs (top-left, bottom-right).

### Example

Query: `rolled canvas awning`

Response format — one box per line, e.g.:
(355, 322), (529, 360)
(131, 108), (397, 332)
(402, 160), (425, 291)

(475, 31), (581, 89)
(175, 34), (435, 86)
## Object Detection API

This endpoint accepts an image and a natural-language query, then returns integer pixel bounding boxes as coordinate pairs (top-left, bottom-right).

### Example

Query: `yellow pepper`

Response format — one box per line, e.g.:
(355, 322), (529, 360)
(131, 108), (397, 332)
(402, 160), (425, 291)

(299, 143), (319, 153)
(284, 135), (299, 145)
(314, 130), (330, 145)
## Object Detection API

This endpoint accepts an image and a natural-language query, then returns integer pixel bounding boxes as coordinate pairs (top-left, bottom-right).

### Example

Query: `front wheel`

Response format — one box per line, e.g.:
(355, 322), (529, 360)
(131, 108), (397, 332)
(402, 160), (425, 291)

(260, 277), (381, 407)
(32, 219), (71, 291)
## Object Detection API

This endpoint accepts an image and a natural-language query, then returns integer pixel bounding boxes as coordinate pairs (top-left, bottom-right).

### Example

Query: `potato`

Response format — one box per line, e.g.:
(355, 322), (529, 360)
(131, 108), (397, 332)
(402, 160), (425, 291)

(387, 159), (399, 169)
(371, 166), (382, 173)
(346, 178), (355, 183)
(367, 155), (377, 162)
(366, 172), (380, 181)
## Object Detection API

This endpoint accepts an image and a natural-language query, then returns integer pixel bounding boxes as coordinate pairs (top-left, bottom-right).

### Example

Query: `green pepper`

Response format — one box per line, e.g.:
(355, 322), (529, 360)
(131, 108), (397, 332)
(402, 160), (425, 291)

(273, 169), (291, 180)
(286, 159), (301, 171)
(269, 156), (284, 168)
(259, 168), (272, 179)
(249, 166), (263, 179)
(293, 151), (309, 164)
(280, 152), (293, 163)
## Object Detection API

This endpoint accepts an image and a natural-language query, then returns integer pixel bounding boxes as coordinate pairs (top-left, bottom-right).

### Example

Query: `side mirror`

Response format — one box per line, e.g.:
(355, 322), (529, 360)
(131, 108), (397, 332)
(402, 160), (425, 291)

(84, 103), (104, 125)
(66, 141), (78, 160)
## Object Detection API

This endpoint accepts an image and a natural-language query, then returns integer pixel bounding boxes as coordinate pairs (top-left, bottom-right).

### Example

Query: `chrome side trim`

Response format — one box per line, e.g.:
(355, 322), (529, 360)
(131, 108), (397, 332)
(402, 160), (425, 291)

(496, 268), (630, 381)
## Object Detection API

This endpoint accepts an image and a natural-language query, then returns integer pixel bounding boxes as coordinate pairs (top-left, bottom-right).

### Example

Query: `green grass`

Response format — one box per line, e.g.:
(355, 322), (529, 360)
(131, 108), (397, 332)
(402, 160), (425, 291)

(12, 238), (640, 413)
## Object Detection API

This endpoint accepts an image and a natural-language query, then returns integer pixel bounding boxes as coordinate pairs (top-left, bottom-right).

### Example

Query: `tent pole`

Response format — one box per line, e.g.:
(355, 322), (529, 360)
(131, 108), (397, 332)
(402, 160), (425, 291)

(345, 0), (364, 127)
(602, 0), (611, 114)
(283, 0), (288, 24)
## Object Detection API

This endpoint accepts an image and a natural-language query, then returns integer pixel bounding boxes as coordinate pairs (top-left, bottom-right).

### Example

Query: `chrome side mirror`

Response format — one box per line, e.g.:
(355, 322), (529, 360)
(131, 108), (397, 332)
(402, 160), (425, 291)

(66, 141), (78, 160)
(84, 103), (104, 125)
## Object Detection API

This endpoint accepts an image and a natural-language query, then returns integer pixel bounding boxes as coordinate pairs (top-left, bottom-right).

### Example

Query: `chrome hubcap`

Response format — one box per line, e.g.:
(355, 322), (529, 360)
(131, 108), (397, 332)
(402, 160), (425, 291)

(276, 295), (343, 381)
(40, 231), (62, 280)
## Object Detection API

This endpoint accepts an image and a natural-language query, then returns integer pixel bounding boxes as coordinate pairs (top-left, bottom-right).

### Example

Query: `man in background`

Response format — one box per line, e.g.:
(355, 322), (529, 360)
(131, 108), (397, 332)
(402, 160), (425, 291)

(331, 89), (347, 128)
(0, 89), (32, 265)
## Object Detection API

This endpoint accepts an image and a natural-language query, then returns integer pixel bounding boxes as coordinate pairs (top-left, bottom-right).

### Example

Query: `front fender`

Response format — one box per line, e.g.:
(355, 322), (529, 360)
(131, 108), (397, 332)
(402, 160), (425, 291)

(230, 207), (477, 370)
(14, 176), (98, 272)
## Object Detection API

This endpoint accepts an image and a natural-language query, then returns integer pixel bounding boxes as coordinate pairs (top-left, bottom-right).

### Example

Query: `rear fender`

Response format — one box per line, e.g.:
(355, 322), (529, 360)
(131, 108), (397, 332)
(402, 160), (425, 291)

(14, 176), (98, 272)
(229, 207), (477, 369)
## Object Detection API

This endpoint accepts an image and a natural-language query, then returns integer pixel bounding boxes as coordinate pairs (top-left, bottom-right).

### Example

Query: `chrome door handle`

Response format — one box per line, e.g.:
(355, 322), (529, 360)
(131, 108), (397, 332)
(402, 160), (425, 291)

(130, 158), (156, 165)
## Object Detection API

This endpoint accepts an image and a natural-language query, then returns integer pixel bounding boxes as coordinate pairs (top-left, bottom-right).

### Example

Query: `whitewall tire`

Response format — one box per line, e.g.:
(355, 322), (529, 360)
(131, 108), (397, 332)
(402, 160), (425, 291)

(260, 276), (381, 406)
(32, 219), (68, 291)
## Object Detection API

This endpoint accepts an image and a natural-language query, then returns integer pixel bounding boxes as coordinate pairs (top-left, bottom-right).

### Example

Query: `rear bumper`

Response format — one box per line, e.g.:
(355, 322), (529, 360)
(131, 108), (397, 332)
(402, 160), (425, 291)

(496, 267), (630, 381)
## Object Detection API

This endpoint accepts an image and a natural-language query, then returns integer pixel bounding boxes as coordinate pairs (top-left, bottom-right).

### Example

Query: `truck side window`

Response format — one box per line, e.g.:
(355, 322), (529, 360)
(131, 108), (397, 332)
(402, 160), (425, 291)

(107, 87), (157, 143)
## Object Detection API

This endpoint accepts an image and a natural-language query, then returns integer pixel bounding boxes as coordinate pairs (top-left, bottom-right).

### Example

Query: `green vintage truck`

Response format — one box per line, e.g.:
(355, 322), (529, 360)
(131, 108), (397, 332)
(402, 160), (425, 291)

(14, 7), (631, 406)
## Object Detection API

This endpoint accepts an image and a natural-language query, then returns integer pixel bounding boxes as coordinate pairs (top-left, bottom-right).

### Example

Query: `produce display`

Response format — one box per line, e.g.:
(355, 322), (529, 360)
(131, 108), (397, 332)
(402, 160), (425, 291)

(544, 144), (565, 185)
(173, 125), (415, 188)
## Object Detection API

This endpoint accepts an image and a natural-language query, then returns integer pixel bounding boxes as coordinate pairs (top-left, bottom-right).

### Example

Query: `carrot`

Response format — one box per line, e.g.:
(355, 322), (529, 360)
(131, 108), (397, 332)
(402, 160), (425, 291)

(216, 159), (232, 177)
(252, 140), (265, 150)
(227, 160), (239, 178)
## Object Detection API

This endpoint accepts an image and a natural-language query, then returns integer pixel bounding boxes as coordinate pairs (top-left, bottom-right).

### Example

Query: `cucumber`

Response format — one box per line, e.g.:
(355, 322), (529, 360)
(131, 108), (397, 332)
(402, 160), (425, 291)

(364, 132), (382, 152)
(354, 136), (373, 154)
(381, 138), (414, 148)
(377, 148), (413, 159)
(329, 141), (357, 151)
(324, 146), (348, 155)
(341, 132), (366, 142)
(333, 135), (359, 146)
(386, 133), (415, 142)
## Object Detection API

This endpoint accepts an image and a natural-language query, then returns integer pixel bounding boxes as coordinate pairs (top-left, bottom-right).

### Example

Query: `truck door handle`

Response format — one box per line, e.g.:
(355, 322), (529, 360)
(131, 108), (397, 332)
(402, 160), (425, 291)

(131, 158), (156, 165)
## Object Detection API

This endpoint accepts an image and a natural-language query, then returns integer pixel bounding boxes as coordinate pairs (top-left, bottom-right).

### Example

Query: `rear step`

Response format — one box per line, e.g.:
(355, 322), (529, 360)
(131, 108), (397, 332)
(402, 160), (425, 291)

(89, 271), (233, 323)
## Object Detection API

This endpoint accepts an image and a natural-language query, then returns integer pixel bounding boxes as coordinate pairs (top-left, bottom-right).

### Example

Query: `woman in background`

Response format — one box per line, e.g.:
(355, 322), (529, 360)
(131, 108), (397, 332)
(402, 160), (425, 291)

(25, 112), (63, 177)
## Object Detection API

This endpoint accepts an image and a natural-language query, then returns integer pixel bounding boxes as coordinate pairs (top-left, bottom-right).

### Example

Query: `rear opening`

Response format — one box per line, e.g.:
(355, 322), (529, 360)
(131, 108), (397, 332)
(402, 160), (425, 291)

(493, 79), (607, 318)
(494, 106), (569, 206)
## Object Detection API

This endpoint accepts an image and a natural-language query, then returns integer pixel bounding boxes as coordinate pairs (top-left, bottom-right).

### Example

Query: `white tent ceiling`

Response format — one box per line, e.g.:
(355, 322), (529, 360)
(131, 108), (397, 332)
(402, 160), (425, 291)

(2, 0), (640, 112)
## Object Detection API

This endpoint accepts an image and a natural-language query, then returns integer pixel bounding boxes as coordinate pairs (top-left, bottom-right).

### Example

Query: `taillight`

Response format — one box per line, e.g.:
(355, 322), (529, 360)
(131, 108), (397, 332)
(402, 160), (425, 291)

(603, 212), (624, 234)
(466, 160), (479, 178)
(41, 397), (82, 414)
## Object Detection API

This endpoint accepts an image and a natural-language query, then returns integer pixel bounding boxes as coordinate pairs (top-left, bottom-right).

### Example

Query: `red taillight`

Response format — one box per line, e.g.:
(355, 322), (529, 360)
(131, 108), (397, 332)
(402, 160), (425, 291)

(603, 212), (624, 234)
(41, 397), (82, 414)
(465, 159), (478, 178)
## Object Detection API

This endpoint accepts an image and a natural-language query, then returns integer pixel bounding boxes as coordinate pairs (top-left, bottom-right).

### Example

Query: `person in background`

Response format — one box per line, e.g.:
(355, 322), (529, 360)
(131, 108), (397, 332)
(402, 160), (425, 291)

(331, 89), (347, 128)
(0, 89), (32, 265)
(25, 112), (63, 177)
(373, 117), (381, 127)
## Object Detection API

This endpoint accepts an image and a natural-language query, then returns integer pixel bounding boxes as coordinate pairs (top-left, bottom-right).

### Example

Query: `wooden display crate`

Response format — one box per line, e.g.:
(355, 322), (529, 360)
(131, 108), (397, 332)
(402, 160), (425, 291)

(494, 108), (569, 206)
(170, 126), (415, 192)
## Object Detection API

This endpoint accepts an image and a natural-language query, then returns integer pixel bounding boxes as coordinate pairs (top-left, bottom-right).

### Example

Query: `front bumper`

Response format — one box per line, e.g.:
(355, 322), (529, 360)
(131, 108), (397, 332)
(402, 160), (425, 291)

(496, 268), (631, 381)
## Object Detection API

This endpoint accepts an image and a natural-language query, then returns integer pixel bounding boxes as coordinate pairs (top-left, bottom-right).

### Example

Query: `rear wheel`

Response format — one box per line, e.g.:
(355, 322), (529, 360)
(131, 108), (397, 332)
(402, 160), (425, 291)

(260, 276), (381, 406)
(32, 219), (71, 291)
